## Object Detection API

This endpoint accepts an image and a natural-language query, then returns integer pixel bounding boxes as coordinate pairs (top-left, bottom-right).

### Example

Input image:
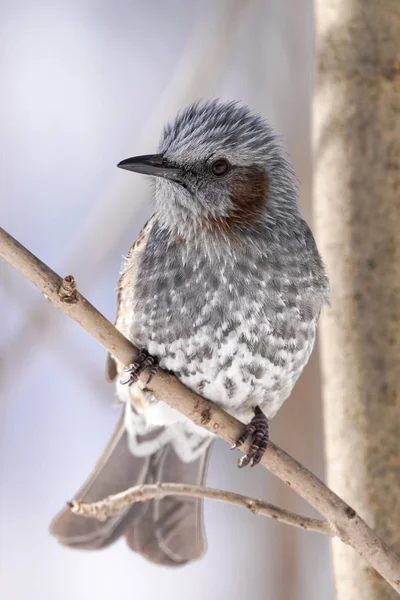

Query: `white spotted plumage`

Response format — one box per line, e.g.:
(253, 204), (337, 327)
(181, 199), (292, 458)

(110, 99), (329, 463)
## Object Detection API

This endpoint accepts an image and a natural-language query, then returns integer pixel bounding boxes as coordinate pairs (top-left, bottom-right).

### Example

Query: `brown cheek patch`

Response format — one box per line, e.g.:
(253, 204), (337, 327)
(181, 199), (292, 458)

(230, 168), (269, 213)
(206, 168), (269, 235)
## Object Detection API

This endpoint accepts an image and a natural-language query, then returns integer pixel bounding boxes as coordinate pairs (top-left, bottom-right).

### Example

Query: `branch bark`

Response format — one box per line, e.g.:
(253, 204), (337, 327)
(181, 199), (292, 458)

(70, 482), (333, 537)
(1, 226), (399, 594)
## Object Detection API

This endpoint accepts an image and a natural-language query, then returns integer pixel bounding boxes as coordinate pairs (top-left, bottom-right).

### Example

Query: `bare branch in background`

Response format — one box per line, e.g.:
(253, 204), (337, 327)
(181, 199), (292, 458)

(315, 2), (400, 599)
(0, 225), (399, 594)
(70, 482), (334, 537)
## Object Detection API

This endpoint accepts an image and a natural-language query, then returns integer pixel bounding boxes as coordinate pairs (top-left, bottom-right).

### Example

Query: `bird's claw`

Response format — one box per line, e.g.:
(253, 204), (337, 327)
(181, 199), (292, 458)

(120, 348), (159, 386)
(233, 407), (269, 468)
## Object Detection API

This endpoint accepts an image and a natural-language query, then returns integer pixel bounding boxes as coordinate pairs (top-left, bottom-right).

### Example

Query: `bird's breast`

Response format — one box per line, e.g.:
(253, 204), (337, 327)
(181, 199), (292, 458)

(116, 222), (323, 421)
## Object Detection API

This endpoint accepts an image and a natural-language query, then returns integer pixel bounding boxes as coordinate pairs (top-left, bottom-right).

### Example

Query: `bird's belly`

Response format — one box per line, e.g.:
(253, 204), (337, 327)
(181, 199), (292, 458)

(116, 277), (318, 424)
(145, 323), (316, 423)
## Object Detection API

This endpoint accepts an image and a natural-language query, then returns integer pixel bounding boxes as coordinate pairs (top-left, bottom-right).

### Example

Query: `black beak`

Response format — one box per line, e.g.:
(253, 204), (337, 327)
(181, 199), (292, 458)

(117, 154), (182, 182)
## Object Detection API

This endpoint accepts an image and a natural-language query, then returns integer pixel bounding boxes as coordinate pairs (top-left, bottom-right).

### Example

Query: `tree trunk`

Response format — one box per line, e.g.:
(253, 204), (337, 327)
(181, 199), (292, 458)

(314, 2), (400, 599)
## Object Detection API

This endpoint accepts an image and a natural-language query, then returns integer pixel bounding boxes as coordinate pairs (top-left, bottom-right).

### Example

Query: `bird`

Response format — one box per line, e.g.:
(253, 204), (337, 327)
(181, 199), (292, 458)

(50, 99), (329, 566)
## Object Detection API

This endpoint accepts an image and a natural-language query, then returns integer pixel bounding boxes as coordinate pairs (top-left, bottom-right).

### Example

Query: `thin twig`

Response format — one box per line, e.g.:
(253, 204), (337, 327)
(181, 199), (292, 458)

(0, 226), (399, 594)
(70, 482), (334, 536)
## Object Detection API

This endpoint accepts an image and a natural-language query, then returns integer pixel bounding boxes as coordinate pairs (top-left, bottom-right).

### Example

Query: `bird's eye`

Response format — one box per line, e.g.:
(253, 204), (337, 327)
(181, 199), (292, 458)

(211, 158), (230, 177)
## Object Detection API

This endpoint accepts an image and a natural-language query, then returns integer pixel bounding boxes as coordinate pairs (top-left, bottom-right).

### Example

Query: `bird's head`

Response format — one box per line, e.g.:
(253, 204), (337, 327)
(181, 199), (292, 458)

(118, 99), (299, 240)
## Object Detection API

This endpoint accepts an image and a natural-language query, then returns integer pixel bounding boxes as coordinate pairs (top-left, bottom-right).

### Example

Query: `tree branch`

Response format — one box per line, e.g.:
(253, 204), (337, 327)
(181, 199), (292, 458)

(70, 482), (334, 536)
(1, 226), (399, 594)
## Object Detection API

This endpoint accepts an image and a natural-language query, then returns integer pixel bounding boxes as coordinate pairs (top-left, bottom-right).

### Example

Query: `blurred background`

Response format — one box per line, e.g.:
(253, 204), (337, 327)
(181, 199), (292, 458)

(0, 1), (335, 598)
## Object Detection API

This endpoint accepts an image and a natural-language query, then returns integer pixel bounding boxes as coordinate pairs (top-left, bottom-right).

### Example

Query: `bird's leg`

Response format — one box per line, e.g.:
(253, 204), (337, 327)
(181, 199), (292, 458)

(232, 406), (269, 468)
(120, 348), (159, 386)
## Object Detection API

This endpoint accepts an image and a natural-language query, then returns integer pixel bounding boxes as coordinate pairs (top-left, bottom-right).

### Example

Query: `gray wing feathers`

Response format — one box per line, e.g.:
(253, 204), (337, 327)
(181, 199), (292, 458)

(51, 213), (211, 563)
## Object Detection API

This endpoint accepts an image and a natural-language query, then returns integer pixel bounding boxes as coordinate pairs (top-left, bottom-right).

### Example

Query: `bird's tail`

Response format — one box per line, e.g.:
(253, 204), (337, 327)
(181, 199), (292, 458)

(50, 412), (212, 566)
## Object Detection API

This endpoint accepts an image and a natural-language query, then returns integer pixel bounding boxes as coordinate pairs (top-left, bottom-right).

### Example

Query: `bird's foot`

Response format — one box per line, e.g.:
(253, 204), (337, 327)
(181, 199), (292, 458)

(120, 348), (159, 386)
(232, 406), (269, 468)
